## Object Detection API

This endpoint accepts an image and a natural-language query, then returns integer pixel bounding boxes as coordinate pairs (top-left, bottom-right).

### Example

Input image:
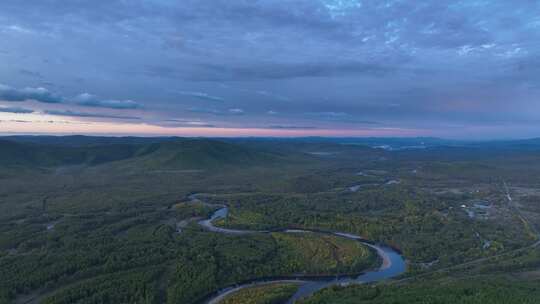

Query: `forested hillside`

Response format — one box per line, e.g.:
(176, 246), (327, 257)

(1, 137), (539, 304)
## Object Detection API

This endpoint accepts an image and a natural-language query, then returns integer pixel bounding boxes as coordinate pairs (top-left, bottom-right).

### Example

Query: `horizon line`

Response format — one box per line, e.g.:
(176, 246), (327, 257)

(1, 133), (539, 142)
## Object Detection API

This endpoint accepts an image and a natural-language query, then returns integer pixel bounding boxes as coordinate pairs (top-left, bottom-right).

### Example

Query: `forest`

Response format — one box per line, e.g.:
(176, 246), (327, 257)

(299, 277), (540, 304)
(1, 137), (539, 303)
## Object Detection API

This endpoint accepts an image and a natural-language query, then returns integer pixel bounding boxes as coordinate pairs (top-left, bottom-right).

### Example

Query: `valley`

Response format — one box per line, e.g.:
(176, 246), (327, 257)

(1, 137), (539, 304)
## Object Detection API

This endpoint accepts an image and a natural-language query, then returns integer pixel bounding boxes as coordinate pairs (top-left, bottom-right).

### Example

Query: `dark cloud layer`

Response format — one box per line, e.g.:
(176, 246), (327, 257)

(0, 1), (539, 138)
(0, 106), (34, 114)
(0, 84), (141, 110)
(187, 107), (245, 116)
(191, 61), (394, 81)
(174, 91), (225, 102)
(74, 93), (141, 109)
(0, 84), (63, 103)
(266, 125), (318, 130)
(45, 110), (141, 120)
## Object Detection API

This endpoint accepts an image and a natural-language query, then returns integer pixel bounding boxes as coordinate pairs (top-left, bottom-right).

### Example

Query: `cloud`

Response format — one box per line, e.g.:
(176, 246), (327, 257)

(256, 90), (291, 101)
(163, 119), (217, 128)
(0, 106), (35, 114)
(175, 91), (225, 102)
(181, 61), (393, 81)
(4, 24), (33, 34)
(0, 119), (91, 125)
(186, 107), (222, 115)
(44, 110), (141, 120)
(0, 84), (63, 103)
(305, 111), (350, 119)
(266, 125), (317, 130)
(187, 107), (245, 116)
(19, 69), (44, 79)
(0, 119), (32, 123)
(228, 108), (244, 115)
(75, 93), (141, 109)
(322, 0), (362, 18)
(2, 1), (540, 138)
(304, 112), (379, 124)
(146, 58), (395, 81)
(0, 85), (142, 112)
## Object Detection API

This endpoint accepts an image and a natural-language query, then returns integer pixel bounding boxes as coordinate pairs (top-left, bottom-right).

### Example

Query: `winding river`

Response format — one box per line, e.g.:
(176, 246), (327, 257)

(190, 195), (406, 304)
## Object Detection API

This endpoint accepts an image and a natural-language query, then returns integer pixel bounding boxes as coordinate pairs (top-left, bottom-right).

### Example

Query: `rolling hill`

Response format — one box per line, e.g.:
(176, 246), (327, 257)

(0, 138), (280, 170)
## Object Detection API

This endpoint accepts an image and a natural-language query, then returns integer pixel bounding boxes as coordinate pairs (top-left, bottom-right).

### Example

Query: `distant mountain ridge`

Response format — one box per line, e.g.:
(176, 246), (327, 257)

(2, 136), (540, 170)
(0, 137), (278, 170)
(3, 135), (180, 147)
(0, 139), (145, 167)
(119, 139), (278, 170)
(6, 135), (540, 148)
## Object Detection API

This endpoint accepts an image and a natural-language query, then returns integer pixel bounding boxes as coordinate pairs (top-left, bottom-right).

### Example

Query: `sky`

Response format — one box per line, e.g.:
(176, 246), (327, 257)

(0, 0), (539, 139)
